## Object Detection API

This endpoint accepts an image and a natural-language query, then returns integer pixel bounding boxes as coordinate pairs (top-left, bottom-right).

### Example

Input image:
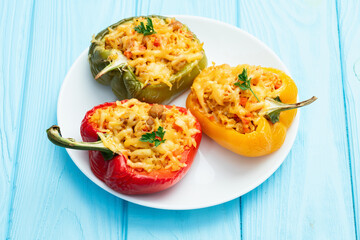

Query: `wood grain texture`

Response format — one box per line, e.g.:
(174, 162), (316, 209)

(0, 0), (34, 239)
(337, 0), (360, 237)
(136, 0), (239, 24)
(1, 0), (359, 239)
(127, 201), (240, 240)
(3, 0), (140, 239)
(126, 1), (241, 239)
(238, 0), (356, 239)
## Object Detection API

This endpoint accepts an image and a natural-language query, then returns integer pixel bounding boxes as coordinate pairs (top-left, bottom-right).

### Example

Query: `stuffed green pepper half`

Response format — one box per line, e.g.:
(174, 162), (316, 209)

(89, 15), (207, 104)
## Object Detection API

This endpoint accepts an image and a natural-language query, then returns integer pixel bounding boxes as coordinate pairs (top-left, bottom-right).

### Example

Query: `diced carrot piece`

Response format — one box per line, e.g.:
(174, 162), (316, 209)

(241, 117), (250, 125)
(124, 51), (132, 59)
(245, 112), (253, 118)
(240, 97), (247, 107)
(172, 149), (182, 156)
(172, 123), (182, 132)
(209, 116), (215, 121)
(154, 38), (161, 47)
(275, 80), (282, 89)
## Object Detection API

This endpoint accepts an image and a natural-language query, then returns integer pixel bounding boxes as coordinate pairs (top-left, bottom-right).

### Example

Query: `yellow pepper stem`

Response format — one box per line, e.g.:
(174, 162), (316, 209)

(262, 96), (317, 123)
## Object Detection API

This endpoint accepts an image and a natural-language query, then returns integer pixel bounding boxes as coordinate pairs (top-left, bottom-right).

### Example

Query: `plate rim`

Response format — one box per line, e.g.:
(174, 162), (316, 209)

(57, 15), (299, 210)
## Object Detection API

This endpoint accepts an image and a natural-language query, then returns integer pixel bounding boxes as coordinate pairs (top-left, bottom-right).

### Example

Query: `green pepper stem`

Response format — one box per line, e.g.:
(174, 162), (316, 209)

(46, 125), (113, 155)
(95, 50), (128, 79)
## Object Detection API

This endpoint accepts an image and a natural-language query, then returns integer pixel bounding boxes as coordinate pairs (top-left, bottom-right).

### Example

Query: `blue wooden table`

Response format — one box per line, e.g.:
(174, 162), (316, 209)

(1, 0), (359, 239)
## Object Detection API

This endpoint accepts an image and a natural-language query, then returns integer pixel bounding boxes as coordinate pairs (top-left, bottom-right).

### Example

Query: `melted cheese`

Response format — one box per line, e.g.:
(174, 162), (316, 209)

(89, 99), (200, 172)
(191, 64), (283, 134)
(104, 17), (204, 88)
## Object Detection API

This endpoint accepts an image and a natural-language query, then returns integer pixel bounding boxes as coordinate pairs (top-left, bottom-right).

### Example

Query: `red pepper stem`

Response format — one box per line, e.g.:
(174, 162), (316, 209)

(46, 125), (113, 155)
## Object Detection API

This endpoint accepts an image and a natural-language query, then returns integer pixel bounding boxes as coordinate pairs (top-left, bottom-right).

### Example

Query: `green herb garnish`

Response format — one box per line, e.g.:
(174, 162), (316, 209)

(140, 126), (166, 147)
(134, 18), (156, 36)
(234, 68), (260, 102)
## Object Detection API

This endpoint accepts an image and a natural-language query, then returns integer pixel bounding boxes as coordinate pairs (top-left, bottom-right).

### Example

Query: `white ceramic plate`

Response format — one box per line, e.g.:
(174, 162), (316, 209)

(57, 15), (299, 210)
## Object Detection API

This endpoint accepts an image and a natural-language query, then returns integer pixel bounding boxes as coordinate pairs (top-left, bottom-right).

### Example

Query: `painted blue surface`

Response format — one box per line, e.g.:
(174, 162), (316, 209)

(1, 0), (359, 239)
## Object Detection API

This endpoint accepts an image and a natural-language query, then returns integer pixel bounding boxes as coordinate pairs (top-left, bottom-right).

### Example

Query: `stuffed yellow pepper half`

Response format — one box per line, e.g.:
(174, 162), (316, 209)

(186, 64), (316, 157)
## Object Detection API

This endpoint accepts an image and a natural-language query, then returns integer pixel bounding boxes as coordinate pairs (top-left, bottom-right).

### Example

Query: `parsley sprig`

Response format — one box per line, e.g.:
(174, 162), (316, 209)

(234, 69), (260, 102)
(134, 18), (157, 36)
(140, 126), (166, 147)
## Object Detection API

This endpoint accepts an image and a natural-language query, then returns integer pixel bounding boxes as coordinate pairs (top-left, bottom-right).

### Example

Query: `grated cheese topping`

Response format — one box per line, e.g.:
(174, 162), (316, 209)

(103, 17), (204, 88)
(89, 99), (200, 172)
(191, 64), (283, 134)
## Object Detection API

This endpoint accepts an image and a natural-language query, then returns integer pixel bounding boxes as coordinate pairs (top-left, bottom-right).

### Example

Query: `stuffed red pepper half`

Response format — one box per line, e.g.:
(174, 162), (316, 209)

(47, 99), (202, 195)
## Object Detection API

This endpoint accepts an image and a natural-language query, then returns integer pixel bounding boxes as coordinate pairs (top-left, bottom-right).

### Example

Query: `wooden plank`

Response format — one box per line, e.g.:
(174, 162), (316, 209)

(5, 0), (139, 239)
(126, 1), (241, 239)
(0, 0), (34, 239)
(337, 0), (360, 237)
(237, 0), (356, 239)
(136, 0), (239, 24)
(4, 0), (357, 239)
(128, 201), (240, 240)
